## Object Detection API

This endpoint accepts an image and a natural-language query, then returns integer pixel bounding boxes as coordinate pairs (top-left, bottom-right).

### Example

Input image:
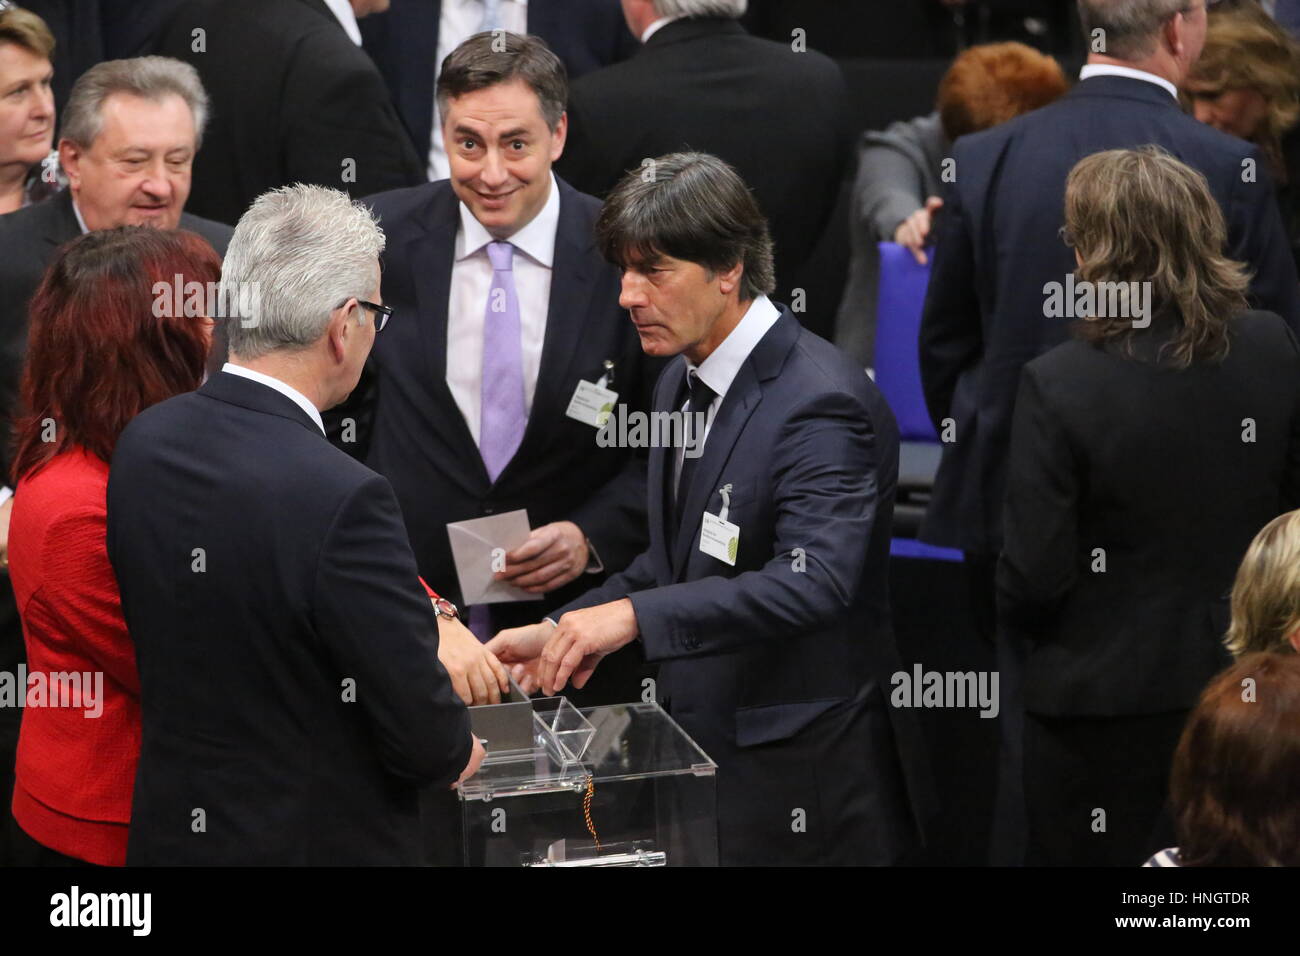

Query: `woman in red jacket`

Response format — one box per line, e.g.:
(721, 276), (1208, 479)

(5, 226), (218, 865)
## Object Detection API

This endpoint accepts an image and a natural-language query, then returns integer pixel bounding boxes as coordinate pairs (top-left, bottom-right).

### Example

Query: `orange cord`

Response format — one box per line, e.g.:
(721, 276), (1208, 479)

(583, 774), (601, 853)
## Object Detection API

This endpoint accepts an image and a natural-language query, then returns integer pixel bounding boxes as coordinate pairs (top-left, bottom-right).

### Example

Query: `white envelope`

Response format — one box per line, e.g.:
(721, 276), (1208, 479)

(446, 509), (543, 605)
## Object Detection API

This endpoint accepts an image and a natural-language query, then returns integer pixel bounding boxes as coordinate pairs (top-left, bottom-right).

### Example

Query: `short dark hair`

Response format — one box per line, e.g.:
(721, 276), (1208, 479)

(436, 31), (567, 131)
(595, 152), (775, 301)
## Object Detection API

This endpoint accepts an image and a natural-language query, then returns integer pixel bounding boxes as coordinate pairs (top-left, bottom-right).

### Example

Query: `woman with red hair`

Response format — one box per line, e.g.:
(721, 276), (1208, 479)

(4, 226), (218, 866)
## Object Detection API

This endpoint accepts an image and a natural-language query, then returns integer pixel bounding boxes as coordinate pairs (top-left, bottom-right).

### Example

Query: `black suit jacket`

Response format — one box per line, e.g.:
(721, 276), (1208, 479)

(360, 0), (637, 161)
(327, 178), (653, 678)
(556, 308), (932, 865)
(151, 0), (425, 225)
(107, 371), (471, 865)
(555, 17), (850, 304)
(998, 312), (1300, 716)
(920, 75), (1300, 555)
(0, 192), (231, 754)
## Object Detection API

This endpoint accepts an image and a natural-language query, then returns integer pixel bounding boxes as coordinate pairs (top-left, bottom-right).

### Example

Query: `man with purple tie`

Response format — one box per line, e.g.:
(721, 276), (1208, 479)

(327, 31), (655, 710)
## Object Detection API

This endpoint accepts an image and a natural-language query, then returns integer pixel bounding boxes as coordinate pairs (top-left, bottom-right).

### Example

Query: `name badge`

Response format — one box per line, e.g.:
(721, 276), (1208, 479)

(699, 483), (739, 566)
(565, 379), (619, 428)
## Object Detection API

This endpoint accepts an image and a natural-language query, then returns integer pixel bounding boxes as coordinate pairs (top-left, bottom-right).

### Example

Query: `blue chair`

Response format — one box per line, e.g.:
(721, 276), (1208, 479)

(874, 241), (962, 563)
(874, 241), (937, 443)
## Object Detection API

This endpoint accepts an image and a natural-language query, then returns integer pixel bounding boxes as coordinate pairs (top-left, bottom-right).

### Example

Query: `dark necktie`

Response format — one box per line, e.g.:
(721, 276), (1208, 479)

(673, 369), (717, 530)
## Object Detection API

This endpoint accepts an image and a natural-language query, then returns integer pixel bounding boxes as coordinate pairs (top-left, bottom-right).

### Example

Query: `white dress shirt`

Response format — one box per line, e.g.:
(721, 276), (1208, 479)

(221, 363), (326, 435)
(446, 171), (559, 447)
(321, 0), (363, 46)
(430, 0), (529, 180)
(672, 294), (782, 489)
(641, 16), (681, 43)
(1078, 64), (1178, 101)
(71, 196), (89, 234)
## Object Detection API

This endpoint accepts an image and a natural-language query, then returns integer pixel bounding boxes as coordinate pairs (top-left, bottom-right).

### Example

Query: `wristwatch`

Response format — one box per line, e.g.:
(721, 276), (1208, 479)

(432, 597), (459, 621)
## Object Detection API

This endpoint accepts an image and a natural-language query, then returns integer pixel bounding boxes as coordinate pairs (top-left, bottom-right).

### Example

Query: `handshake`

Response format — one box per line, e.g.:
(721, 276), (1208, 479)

(435, 597), (641, 704)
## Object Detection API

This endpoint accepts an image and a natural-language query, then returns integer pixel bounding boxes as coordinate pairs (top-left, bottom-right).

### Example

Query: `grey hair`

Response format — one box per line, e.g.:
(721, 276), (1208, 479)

(222, 185), (386, 361)
(61, 56), (209, 149)
(596, 151), (775, 301)
(652, 0), (747, 17)
(1077, 0), (1191, 60)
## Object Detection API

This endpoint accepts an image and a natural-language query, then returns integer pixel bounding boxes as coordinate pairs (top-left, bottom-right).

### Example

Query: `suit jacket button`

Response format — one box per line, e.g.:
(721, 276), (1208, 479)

(483, 506), (494, 515)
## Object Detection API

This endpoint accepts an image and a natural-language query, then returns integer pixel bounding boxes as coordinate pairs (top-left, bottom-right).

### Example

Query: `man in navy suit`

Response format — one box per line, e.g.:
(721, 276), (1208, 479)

(107, 184), (481, 865)
(922, 0), (1300, 563)
(490, 153), (928, 866)
(359, 0), (637, 179)
(919, 0), (1300, 864)
(328, 32), (655, 712)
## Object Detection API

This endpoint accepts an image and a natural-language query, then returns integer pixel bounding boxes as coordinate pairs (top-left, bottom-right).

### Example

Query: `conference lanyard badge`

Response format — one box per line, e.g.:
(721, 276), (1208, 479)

(565, 359), (619, 428)
(699, 483), (740, 566)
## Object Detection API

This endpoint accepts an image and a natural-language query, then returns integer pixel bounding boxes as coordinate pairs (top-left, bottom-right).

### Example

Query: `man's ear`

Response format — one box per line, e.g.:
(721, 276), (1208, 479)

(327, 300), (355, 363)
(58, 139), (81, 189)
(1289, 627), (1300, 655)
(717, 260), (744, 297)
(549, 111), (568, 163)
(1165, 11), (1186, 59)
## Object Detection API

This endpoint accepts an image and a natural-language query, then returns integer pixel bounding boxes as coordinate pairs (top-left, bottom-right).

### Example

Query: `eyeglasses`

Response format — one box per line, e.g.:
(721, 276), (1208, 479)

(356, 299), (393, 332)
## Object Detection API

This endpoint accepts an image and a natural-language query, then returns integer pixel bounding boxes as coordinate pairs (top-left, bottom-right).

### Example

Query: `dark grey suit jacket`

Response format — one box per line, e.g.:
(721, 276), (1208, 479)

(836, 111), (948, 367)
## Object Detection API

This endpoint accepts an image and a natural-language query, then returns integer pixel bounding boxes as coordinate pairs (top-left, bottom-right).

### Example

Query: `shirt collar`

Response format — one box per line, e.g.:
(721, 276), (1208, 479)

(221, 363), (327, 435)
(70, 195), (89, 234)
(1078, 64), (1178, 101)
(456, 171), (560, 267)
(687, 295), (782, 400)
(321, 0), (363, 46)
(641, 16), (681, 43)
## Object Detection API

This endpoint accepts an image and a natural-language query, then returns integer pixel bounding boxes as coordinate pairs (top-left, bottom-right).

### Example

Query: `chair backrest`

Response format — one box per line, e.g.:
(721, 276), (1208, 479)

(875, 241), (937, 442)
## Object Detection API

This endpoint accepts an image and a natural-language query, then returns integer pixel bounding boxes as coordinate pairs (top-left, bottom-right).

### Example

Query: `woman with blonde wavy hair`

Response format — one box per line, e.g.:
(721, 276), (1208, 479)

(1183, 2), (1300, 267)
(1224, 509), (1300, 658)
(997, 146), (1300, 867)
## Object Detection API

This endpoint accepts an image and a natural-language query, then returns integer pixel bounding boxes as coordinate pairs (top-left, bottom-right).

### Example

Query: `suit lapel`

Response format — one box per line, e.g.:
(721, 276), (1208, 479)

(667, 309), (801, 578)
(409, 188), (490, 488)
(651, 360), (687, 584)
(670, 361), (763, 578)
(505, 182), (598, 479)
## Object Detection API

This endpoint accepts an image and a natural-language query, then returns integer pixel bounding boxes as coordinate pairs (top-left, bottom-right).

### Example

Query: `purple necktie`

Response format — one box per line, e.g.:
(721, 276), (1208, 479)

(469, 240), (527, 642)
(479, 240), (526, 482)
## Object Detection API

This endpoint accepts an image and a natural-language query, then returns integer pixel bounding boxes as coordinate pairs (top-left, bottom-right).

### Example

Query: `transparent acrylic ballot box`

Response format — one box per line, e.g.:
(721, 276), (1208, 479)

(459, 698), (718, 866)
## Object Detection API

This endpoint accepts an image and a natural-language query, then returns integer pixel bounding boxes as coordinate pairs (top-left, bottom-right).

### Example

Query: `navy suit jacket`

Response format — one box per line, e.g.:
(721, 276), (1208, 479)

(107, 372), (471, 865)
(920, 75), (1300, 554)
(556, 308), (931, 865)
(360, 0), (637, 160)
(327, 178), (654, 645)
